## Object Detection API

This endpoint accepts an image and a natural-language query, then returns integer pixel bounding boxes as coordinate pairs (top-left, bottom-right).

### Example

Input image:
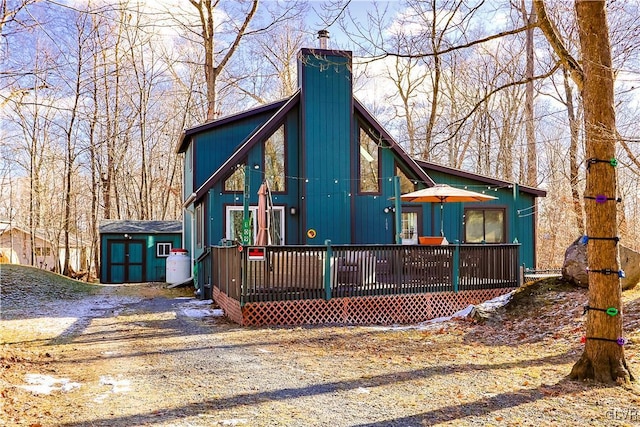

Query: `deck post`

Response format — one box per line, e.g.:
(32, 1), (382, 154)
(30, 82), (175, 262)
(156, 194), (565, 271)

(393, 176), (402, 244)
(452, 243), (460, 292)
(324, 239), (332, 300)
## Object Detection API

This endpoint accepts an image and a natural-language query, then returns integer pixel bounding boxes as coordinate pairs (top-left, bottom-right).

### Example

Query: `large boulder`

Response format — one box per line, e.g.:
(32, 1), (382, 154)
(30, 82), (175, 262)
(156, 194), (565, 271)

(562, 238), (640, 290)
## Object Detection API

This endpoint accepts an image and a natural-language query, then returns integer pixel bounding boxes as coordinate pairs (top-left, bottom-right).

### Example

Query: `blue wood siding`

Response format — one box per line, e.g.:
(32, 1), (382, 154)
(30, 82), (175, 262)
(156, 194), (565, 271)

(193, 113), (273, 189)
(419, 169), (537, 268)
(184, 144), (193, 198)
(300, 50), (352, 244)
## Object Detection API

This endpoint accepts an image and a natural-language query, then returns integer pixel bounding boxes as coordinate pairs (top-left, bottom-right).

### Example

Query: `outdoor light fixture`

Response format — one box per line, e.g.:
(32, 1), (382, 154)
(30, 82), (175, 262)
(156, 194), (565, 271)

(383, 206), (396, 214)
(290, 206), (297, 215)
(253, 163), (260, 169)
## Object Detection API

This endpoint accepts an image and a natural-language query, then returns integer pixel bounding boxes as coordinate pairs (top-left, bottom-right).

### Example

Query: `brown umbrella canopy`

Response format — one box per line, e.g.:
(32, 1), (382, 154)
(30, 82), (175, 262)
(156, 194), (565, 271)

(255, 183), (269, 246)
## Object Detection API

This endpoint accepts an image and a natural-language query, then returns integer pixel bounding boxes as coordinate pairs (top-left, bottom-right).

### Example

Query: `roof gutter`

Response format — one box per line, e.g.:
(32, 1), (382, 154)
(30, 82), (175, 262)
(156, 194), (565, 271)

(183, 192), (197, 208)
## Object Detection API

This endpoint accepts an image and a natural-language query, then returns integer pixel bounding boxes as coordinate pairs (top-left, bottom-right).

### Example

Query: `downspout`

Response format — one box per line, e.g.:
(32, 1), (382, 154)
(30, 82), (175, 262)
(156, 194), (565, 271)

(180, 193), (197, 293)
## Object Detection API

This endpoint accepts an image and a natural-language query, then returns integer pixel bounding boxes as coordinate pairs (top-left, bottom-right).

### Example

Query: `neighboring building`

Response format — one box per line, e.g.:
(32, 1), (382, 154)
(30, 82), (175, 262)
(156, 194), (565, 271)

(0, 220), (91, 272)
(0, 220), (54, 267)
(99, 220), (182, 284)
(176, 42), (546, 293)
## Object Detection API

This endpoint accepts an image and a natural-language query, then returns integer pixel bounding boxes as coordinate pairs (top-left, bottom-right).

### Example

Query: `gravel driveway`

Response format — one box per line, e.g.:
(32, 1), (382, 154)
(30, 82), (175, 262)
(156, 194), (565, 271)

(3, 275), (640, 426)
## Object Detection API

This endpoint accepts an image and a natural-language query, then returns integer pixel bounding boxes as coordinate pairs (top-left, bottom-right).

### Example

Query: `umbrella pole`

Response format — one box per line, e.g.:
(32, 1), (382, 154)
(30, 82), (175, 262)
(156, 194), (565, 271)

(440, 203), (444, 237)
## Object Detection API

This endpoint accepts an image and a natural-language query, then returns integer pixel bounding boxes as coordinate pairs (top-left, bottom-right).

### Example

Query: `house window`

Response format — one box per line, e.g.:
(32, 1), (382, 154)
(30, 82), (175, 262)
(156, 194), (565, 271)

(35, 247), (51, 256)
(226, 206), (285, 245)
(395, 165), (417, 193)
(465, 208), (505, 243)
(224, 165), (245, 192)
(359, 128), (380, 193)
(195, 204), (203, 248)
(157, 242), (172, 257)
(264, 125), (286, 192)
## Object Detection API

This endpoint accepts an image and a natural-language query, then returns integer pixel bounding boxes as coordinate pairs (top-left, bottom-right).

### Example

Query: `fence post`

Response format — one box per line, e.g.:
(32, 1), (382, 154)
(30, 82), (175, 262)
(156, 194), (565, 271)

(239, 245), (246, 305)
(452, 244), (460, 293)
(324, 239), (332, 300)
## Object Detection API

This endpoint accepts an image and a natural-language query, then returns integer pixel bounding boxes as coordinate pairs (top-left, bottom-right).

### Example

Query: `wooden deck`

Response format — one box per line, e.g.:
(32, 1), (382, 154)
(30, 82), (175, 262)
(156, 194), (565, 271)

(202, 243), (520, 326)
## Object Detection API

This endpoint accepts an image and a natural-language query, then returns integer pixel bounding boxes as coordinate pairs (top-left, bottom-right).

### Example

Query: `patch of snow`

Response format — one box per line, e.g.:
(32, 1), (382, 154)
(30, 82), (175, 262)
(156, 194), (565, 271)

(476, 291), (514, 311)
(47, 296), (143, 319)
(368, 291), (514, 331)
(21, 373), (81, 395)
(99, 376), (131, 393)
(355, 387), (371, 394)
(219, 419), (248, 426)
(176, 298), (214, 305)
(177, 299), (224, 318)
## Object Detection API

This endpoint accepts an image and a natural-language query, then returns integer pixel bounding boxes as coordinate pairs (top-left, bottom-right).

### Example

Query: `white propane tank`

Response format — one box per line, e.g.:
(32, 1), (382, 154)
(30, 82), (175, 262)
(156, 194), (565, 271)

(166, 248), (190, 284)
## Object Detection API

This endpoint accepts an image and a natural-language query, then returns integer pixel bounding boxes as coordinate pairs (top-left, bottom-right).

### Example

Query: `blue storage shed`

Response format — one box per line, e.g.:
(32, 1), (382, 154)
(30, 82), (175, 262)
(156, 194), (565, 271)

(99, 220), (182, 284)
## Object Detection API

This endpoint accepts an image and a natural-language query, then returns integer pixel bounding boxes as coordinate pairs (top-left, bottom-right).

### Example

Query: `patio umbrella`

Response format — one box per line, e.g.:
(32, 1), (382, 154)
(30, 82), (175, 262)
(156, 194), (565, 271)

(255, 183), (270, 246)
(399, 184), (497, 236)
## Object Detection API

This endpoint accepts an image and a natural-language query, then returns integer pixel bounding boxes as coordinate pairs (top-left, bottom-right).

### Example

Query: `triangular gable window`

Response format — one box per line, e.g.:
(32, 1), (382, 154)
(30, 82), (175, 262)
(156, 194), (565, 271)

(395, 164), (417, 193)
(224, 164), (245, 192)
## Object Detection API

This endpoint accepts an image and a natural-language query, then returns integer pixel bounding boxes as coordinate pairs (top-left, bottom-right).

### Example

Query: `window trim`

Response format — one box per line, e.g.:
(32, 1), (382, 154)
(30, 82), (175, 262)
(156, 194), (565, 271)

(395, 162), (418, 194)
(195, 204), (203, 248)
(222, 162), (247, 194)
(263, 124), (287, 194)
(463, 207), (506, 243)
(358, 125), (381, 195)
(225, 205), (286, 245)
(157, 242), (173, 258)
(399, 205), (422, 244)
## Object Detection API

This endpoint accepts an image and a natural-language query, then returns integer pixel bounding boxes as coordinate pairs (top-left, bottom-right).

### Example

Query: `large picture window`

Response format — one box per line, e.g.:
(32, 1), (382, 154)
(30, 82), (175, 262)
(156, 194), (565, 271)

(465, 208), (505, 243)
(264, 125), (286, 192)
(359, 128), (380, 193)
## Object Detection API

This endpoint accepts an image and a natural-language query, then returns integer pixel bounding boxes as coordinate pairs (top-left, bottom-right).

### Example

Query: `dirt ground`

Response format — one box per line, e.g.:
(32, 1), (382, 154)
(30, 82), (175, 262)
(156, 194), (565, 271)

(2, 267), (640, 426)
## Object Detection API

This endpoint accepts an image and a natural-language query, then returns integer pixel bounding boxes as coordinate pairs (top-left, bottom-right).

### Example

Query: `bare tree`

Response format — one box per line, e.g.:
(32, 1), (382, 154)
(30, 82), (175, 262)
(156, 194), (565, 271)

(535, 0), (633, 384)
(187, 0), (258, 121)
(516, 0), (537, 186)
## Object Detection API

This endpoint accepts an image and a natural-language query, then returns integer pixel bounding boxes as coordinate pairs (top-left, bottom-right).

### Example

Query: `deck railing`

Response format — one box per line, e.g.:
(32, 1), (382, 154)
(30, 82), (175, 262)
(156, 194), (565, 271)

(209, 243), (520, 304)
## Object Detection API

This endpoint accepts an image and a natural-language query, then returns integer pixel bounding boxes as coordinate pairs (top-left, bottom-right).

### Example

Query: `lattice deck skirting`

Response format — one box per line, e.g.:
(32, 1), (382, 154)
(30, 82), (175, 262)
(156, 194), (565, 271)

(213, 286), (514, 326)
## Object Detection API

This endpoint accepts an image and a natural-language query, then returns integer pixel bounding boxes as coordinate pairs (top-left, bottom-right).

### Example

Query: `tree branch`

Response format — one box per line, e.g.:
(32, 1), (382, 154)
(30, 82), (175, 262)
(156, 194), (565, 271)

(215, 0), (259, 76)
(443, 61), (562, 145)
(532, 0), (583, 91)
(366, 22), (537, 62)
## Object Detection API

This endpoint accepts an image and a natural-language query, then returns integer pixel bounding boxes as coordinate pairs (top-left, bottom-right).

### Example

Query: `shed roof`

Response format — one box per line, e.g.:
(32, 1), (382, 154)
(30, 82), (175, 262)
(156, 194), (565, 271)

(99, 220), (182, 234)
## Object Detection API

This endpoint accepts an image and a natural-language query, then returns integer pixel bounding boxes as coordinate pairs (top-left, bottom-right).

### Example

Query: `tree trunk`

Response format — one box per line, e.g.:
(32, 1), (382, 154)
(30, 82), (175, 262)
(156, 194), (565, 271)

(563, 67), (584, 234)
(520, 0), (537, 187)
(569, 0), (633, 384)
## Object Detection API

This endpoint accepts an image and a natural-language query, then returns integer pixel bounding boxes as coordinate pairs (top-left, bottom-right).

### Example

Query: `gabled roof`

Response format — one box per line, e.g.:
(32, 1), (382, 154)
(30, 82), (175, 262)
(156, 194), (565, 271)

(176, 98), (290, 154)
(183, 91), (434, 206)
(354, 99), (435, 187)
(187, 90), (301, 205)
(416, 160), (547, 197)
(99, 220), (182, 234)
